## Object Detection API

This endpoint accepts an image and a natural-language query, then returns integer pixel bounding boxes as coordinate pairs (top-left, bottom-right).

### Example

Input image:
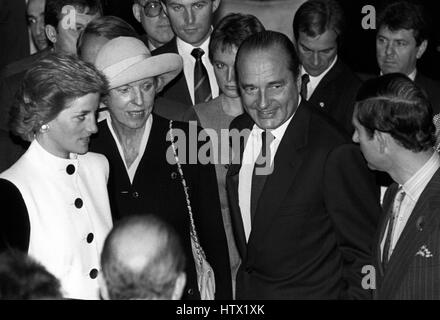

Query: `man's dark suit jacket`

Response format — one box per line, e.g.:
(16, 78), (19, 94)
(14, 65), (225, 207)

(90, 114), (232, 300)
(307, 59), (362, 135)
(415, 73), (440, 114)
(226, 102), (381, 299)
(374, 168), (440, 299)
(152, 37), (193, 107)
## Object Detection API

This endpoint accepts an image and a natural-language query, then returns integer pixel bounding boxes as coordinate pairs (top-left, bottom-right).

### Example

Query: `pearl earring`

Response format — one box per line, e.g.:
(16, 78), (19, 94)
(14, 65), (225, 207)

(40, 124), (50, 133)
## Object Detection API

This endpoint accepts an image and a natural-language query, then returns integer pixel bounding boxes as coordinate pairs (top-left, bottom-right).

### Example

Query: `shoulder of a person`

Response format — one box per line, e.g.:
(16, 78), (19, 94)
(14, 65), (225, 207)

(307, 105), (351, 144)
(333, 60), (363, 83)
(151, 38), (176, 56)
(229, 113), (253, 131)
(416, 72), (440, 88)
(80, 152), (109, 171)
(356, 72), (377, 83)
(0, 49), (49, 79)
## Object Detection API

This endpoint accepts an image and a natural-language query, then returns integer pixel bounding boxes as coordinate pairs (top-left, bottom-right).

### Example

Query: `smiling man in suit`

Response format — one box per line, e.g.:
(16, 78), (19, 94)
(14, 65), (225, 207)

(227, 30), (381, 299)
(293, 0), (362, 135)
(353, 73), (440, 300)
(152, 0), (220, 107)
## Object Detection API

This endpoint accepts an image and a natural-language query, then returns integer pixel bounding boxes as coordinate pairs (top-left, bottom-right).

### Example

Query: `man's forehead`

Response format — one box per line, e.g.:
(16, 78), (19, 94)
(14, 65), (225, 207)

(138, 0), (160, 5)
(378, 26), (416, 40)
(27, 0), (45, 13)
(298, 30), (338, 51)
(59, 5), (100, 19)
(239, 47), (286, 69)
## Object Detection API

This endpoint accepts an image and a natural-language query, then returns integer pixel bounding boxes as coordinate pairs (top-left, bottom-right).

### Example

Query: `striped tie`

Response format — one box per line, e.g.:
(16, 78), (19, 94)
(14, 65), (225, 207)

(382, 187), (406, 270)
(191, 48), (212, 105)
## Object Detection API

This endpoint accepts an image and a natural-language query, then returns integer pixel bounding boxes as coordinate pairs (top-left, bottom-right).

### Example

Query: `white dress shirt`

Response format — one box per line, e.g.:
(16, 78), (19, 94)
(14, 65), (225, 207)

(381, 152), (440, 260)
(105, 115), (152, 183)
(300, 56), (338, 100)
(238, 103), (299, 241)
(176, 36), (219, 105)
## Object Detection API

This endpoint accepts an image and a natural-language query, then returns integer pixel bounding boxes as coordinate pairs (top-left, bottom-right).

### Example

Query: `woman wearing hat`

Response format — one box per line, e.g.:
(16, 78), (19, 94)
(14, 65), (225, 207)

(90, 36), (232, 300)
(0, 53), (112, 300)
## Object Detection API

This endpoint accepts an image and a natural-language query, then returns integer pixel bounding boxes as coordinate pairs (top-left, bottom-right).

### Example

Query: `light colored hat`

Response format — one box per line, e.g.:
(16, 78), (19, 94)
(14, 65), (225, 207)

(95, 36), (182, 90)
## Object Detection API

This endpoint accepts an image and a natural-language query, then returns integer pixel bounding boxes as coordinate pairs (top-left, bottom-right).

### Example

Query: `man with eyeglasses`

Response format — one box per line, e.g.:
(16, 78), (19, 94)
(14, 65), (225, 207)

(133, 0), (174, 51)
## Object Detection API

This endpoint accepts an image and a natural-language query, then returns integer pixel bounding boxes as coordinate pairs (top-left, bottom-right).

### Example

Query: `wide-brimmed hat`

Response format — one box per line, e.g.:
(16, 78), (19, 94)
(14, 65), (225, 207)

(95, 36), (182, 90)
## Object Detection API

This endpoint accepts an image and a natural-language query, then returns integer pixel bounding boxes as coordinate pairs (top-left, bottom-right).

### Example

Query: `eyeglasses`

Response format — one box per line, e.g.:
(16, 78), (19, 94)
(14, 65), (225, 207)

(141, 1), (164, 18)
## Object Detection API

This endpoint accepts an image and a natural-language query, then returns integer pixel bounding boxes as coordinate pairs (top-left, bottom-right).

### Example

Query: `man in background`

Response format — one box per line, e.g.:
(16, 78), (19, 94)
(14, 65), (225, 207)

(100, 215), (186, 300)
(132, 0), (174, 51)
(0, 0), (102, 132)
(153, 0), (221, 107)
(293, 0), (362, 135)
(0, 250), (62, 299)
(374, 0), (440, 114)
(27, 0), (49, 52)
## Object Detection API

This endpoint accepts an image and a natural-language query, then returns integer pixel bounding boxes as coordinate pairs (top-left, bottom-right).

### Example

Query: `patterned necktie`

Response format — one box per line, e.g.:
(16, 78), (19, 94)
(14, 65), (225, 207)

(300, 74), (310, 101)
(250, 131), (275, 224)
(191, 48), (212, 105)
(382, 187), (406, 270)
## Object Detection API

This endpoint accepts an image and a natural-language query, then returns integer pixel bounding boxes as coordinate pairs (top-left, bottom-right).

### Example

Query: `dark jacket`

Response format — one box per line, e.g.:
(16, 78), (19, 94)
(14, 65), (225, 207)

(227, 102), (381, 299)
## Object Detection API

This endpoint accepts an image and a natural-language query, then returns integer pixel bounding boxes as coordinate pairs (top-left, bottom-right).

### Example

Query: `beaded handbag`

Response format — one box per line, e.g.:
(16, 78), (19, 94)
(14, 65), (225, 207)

(168, 121), (215, 300)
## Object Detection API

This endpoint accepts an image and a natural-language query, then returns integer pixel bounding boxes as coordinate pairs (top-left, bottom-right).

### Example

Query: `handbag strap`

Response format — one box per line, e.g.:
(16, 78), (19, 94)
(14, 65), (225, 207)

(168, 120), (206, 266)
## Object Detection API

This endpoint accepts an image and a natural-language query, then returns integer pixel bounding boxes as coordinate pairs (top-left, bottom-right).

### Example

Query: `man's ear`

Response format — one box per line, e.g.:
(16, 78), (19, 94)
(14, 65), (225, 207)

(98, 273), (110, 300)
(416, 39), (428, 60)
(374, 130), (388, 153)
(45, 25), (58, 45)
(212, 0), (221, 13)
(171, 272), (186, 300)
(133, 3), (142, 23)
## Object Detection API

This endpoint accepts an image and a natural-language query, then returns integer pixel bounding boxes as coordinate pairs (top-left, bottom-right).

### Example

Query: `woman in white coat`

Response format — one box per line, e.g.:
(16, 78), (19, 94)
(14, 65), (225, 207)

(0, 53), (112, 300)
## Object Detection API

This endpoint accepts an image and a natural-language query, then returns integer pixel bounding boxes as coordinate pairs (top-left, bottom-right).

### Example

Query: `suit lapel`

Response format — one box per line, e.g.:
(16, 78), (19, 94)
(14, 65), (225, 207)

(247, 102), (310, 249)
(379, 168), (440, 298)
(171, 38), (193, 106)
(309, 59), (342, 109)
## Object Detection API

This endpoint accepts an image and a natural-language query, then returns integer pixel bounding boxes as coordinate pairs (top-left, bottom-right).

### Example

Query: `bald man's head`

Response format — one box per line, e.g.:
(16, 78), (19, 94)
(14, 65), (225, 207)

(100, 215), (186, 300)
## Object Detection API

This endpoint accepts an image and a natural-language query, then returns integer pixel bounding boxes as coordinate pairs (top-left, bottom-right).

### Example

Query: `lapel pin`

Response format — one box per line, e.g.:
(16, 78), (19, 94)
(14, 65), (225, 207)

(416, 216), (425, 232)
(319, 102), (325, 108)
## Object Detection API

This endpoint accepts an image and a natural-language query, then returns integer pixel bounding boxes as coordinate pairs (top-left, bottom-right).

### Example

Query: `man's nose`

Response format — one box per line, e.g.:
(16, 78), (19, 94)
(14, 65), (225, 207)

(227, 67), (235, 83)
(385, 42), (395, 56)
(312, 52), (320, 66)
(184, 8), (195, 24)
(257, 91), (268, 109)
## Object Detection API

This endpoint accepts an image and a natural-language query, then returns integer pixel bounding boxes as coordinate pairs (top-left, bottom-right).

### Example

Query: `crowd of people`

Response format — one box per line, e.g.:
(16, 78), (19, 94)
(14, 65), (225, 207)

(0, 0), (440, 300)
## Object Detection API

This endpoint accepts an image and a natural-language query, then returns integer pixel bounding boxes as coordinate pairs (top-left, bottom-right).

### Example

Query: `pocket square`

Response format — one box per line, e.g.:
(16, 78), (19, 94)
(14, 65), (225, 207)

(415, 245), (433, 258)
